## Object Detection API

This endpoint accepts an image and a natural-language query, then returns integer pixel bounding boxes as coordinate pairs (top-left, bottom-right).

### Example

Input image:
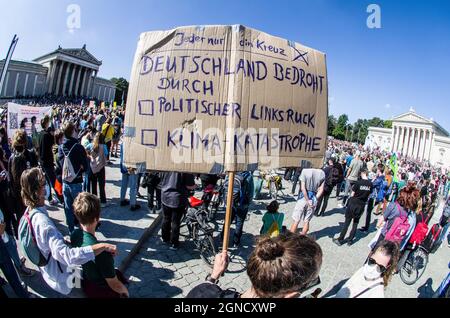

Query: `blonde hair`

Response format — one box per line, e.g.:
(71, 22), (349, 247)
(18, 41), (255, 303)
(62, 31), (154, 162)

(73, 192), (101, 225)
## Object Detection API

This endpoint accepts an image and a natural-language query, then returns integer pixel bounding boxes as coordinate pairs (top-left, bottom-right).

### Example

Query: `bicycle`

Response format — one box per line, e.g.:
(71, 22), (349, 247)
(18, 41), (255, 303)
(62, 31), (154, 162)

(399, 245), (429, 285)
(262, 170), (283, 200)
(179, 195), (217, 267)
(205, 178), (225, 222)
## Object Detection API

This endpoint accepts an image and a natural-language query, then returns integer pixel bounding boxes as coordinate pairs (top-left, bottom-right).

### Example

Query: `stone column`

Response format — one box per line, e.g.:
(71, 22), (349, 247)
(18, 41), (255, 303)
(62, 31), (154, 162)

(61, 63), (72, 96)
(409, 129), (417, 158)
(73, 65), (82, 97)
(32, 74), (38, 96)
(68, 64), (77, 96)
(89, 70), (98, 98)
(414, 129), (422, 159)
(79, 68), (88, 97)
(55, 61), (65, 95)
(398, 126), (404, 154)
(47, 60), (58, 94)
(45, 61), (54, 93)
(404, 127), (410, 157)
(84, 69), (93, 97)
(426, 131), (434, 162)
(418, 129), (425, 161)
(24, 73), (29, 96)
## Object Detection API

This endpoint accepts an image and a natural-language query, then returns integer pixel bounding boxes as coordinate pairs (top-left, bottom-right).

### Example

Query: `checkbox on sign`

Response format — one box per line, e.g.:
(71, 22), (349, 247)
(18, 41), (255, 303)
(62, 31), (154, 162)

(138, 100), (154, 116)
(141, 129), (158, 147)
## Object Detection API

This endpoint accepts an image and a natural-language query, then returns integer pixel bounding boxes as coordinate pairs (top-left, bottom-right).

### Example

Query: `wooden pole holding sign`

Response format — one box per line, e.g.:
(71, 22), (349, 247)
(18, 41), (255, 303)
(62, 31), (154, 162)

(222, 171), (236, 252)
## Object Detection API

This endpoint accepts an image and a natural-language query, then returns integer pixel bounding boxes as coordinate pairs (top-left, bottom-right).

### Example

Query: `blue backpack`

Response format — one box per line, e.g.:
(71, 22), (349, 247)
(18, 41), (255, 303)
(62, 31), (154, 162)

(18, 208), (51, 267)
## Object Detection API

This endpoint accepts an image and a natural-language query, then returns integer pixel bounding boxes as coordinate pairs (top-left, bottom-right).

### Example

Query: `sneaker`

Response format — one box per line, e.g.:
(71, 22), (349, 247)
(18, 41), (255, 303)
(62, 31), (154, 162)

(18, 266), (35, 277)
(136, 192), (144, 199)
(332, 238), (344, 246)
(347, 239), (355, 246)
(130, 204), (141, 211)
(120, 200), (130, 207)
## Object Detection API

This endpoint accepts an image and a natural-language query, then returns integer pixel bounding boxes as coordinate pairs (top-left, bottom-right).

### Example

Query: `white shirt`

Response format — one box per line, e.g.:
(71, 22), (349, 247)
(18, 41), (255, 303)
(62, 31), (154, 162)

(31, 207), (95, 295)
(334, 267), (385, 298)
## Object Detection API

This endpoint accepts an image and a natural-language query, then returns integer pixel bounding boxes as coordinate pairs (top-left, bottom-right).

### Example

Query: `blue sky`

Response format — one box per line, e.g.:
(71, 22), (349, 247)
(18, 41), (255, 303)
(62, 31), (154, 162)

(1, 0), (449, 130)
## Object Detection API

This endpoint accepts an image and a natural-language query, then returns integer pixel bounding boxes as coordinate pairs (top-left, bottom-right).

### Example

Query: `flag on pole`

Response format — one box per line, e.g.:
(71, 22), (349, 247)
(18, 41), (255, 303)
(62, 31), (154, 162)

(0, 35), (19, 96)
(389, 152), (399, 182)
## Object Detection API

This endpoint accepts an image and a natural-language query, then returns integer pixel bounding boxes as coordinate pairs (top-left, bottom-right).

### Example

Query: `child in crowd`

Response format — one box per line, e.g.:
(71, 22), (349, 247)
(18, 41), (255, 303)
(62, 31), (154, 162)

(260, 200), (284, 238)
(71, 192), (129, 298)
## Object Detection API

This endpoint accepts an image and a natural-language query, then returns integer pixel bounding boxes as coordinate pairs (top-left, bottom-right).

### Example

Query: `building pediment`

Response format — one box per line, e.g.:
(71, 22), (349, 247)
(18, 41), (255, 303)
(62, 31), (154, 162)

(393, 111), (432, 125)
(34, 45), (102, 66)
(58, 47), (102, 66)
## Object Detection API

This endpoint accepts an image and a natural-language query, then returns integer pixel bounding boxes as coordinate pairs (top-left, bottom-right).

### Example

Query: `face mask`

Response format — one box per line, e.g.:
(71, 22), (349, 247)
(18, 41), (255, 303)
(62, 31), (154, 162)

(362, 263), (381, 281)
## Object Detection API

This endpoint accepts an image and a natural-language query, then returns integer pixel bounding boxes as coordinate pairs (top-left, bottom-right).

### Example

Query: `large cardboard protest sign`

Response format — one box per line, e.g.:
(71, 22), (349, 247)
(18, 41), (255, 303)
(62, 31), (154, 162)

(123, 25), (328, 174)
(7, 102), (52, 138)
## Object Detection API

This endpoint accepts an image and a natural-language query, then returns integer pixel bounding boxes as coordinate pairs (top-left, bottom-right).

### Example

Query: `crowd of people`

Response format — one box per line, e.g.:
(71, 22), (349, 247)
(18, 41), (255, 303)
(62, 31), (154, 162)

(0, 100), (449, 299)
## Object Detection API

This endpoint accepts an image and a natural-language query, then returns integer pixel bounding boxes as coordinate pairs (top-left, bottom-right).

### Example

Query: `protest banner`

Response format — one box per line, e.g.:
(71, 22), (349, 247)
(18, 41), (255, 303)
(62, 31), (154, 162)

(124, 25), (328, 174)
(7, 102), (52, 138)
(123, 25), (328, 250)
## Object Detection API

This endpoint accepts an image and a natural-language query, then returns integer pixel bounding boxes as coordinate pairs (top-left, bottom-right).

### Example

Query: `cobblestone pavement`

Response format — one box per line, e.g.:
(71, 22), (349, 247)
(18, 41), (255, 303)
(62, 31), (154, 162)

(126, 179), (450, 298)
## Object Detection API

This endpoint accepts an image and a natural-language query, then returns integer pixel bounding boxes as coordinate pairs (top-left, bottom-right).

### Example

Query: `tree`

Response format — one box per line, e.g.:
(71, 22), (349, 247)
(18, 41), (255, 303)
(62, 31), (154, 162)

(384, 120), (393, 129)
(332, 114), (348, 140)
(111, 77), (129, 105)
(328, 115), (337, 136)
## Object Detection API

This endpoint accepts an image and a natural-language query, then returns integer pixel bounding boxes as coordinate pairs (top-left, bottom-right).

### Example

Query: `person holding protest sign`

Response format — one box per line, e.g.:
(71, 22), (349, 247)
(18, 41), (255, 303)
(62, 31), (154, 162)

(187, 233), (322, 298)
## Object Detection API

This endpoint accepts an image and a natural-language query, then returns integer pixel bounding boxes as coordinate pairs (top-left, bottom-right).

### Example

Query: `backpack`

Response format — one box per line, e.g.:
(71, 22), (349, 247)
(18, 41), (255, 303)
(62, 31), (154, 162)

(409, 212), (429, 246)
(89, 145), (107, 174)
(18, 208), (51, 267)
(224, 172), (254, 207)
(385, 202), (411, 244)
(62, 144), (79, 183)
(331, 166), (341, 185)
(421, 223), (443, 253)
(376, 180), (388, 202)
(239, 171), (254, 206)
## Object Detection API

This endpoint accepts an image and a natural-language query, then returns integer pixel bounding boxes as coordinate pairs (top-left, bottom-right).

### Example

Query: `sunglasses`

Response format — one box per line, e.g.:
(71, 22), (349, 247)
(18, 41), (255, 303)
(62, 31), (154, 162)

(368, 257), (388, 274)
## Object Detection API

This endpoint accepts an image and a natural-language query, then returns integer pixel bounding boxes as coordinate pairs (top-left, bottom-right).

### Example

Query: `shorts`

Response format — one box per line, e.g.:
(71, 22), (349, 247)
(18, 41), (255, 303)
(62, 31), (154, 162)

(292, 198), (314, 224)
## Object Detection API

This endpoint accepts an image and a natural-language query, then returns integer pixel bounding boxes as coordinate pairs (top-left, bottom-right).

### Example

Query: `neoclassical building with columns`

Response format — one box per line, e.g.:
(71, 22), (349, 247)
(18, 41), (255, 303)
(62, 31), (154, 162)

(365, 109), (450, 169)
(0, 45), (116, 101)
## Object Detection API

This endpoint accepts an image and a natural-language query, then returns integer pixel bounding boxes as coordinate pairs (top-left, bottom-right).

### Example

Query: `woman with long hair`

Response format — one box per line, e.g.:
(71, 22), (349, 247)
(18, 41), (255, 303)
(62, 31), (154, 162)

(7, 130), (38, 236)
(334, 240), (399, 298)
(86, 132), (108, 207)
(20, 168), (117, 295)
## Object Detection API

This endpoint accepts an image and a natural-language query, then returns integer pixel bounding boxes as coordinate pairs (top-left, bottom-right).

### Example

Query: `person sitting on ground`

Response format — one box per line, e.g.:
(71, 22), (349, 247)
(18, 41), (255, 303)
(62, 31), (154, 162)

(333, 240), (399, 298)
(71, 192), (129, 298)
(260, 200), (284, 238)
(187, 233), (322, 298)
(20, 168), (117, 295)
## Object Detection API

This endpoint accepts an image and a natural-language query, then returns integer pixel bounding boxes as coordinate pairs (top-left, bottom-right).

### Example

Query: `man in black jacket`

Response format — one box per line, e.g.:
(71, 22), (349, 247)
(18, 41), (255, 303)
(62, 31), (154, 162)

(39, 115), (60, 205)
(57, 122), (88, 233)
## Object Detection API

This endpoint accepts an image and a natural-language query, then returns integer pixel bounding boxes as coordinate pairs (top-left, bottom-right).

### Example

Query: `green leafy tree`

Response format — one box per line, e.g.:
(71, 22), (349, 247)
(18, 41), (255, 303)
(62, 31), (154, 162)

(111, 77), (129, 105)
(332, 114), (348, 140)
(328, 115), (337, 136)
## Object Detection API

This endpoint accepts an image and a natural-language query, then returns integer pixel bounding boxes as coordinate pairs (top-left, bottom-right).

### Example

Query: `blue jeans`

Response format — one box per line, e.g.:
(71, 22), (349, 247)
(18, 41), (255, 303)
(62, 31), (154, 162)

(221, 206), (249, 245)
(63, 183), (82, 233)
(0, 240), (28, 298)
(120, 173), (137, 206)
(4, 235), (22, 269)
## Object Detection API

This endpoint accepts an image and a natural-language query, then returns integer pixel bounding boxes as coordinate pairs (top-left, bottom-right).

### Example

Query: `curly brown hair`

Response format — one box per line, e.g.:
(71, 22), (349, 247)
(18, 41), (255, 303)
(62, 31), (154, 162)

(396, 182), (420, 211)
